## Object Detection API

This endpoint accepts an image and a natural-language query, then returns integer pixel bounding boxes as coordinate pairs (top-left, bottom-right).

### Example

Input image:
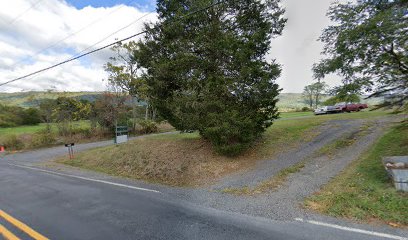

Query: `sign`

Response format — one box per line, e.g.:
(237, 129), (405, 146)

(115, 126), (128, 144)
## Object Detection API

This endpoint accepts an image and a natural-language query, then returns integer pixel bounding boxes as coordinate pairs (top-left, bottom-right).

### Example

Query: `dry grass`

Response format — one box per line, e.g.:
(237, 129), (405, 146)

(56, 110), (396, 187)
(57, 117), (322, 187)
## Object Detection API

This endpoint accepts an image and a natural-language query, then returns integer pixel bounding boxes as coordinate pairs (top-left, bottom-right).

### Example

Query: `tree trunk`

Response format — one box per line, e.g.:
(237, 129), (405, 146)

(145, 104), (149, 120)
(132, 96), (137, 130)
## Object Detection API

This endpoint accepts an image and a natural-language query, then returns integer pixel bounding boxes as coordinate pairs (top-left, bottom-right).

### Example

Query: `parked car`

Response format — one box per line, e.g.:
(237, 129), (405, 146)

(314, 102), (368, 115)
(334, 102), (368, 112)
(314, 106), (329, 115)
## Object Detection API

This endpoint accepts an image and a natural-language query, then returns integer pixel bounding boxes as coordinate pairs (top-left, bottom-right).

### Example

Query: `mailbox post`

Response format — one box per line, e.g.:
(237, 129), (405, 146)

(65, 143), (75, 159)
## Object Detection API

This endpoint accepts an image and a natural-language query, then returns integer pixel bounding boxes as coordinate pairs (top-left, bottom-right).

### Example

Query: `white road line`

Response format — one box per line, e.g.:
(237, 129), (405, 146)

(7, 163), (161, 194)
(295, 218), (407, 240)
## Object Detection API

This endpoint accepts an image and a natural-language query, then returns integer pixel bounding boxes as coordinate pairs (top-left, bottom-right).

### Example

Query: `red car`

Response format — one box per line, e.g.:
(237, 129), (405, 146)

(334, 102), (368, 112)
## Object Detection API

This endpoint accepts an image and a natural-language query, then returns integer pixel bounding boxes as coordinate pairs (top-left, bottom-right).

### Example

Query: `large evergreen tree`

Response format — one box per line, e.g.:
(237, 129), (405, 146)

(137, 0), (286, 155)
(313, 0), (408, 108)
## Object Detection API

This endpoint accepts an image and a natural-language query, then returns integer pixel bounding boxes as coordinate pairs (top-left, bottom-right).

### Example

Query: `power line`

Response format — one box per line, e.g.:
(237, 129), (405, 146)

(7, 0), (44, 25)
(75, 11), (154, 56)
(10, 0), (136, 69)
(0, 0), (225, 87)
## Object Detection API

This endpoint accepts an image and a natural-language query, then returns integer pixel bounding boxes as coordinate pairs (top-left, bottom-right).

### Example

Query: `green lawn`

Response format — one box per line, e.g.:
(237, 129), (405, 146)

(0, 120), (91, 136)
(305, 121), (408, 227)
(279, 111), (314, 119)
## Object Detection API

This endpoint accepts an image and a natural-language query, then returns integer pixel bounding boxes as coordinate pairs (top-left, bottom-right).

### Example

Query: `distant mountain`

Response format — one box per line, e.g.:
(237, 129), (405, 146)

(0, 91), (382, 111)
(0, 91), (101, 108)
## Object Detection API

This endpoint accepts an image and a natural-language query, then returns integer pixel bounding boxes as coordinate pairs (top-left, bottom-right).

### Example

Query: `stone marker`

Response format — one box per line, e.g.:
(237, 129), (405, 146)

(382, 156), (408, 192)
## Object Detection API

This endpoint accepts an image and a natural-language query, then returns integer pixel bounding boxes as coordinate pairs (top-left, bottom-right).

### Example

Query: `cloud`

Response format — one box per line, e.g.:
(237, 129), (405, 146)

(0, 0), (342, 93)
(268, 0), (343, 93)
(0, 0), (157, 92)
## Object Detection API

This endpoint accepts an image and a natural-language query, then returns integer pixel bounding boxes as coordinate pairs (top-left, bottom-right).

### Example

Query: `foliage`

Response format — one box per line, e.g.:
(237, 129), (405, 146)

(29, 130), (57, 148)
(93, 93), (130, 129)
(105, 41), (148, 99)
(302, 82), (328, 108)
(137, 0), (286, 155)
(137, 119), (158, 134)
(0, 104), (41, 127)
(0, 134), (24, 150)
(22, 108), (42, 125)
(313, 0), (408, 108)
(323, 94), (361, 106)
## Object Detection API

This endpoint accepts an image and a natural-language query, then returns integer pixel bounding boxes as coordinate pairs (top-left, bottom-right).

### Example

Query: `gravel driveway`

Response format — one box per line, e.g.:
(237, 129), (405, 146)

(2, 115), (406, 237)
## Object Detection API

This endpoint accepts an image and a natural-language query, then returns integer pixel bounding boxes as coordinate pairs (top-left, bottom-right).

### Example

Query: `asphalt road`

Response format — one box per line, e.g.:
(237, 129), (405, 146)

(1, 161), (406, 240)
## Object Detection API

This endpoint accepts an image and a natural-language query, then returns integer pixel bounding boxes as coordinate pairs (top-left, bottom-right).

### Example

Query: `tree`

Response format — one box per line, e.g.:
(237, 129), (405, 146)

(313, 0), (408, 108)
(39, 99), (56, 132)
(93, 93), (130, 130)
(137, 0), (286, 155)
(104, 41), (149, 127)
(21, 108), (42, 125)
(302, 81), (328, 108)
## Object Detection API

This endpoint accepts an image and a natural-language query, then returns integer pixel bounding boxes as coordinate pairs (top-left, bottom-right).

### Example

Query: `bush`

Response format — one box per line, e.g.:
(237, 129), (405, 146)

(0, 135), (24, 151)
(22, 108), (42, 125)
(29, 130), (56, 148)
(201, 111), (259, 156)
(301, 107), (312, 112)
(137, 120), (158, 134)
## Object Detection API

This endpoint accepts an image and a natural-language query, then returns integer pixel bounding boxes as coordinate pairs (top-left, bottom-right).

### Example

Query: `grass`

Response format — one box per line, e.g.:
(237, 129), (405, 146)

(316, 124), (371, 158)
(279, 111), (313, 119)
(222, 161), (306, 195)
(304, 121), (408, 227)
(56, 110), (396, 187)
(57, 114), (325, 186)
(0, 120), (91, 136)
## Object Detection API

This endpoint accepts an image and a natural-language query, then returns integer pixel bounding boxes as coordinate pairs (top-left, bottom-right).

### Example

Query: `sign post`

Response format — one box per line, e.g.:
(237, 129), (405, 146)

(65, 143), (75, 159)
(115, 126), (128, 144)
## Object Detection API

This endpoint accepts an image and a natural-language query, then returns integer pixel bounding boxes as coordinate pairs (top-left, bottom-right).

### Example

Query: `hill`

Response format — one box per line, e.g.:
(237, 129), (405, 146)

(0, 91), (382, 111)
(0, 91), (101, 107)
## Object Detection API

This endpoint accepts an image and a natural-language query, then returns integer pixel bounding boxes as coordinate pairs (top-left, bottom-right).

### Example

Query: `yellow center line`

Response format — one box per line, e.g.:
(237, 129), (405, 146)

(0, 224), (20, 240)
(0, 210), (49, 240)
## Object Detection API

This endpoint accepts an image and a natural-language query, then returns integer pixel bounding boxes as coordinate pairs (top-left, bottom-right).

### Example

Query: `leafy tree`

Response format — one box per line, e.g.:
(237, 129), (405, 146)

(323, 94), (361, 106)
(302, 81), (328, 108)
(21, 108), (42, 125)
(137, 0), (286, 155)
(313, 0), (408, 108)
(104, 41), (150, 126)
(39, 99), (57, 132)
(93, 93), (130, 130)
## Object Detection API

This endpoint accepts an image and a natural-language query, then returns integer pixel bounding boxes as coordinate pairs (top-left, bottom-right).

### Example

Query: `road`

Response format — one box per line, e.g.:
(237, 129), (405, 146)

(0, 132), (407, 240)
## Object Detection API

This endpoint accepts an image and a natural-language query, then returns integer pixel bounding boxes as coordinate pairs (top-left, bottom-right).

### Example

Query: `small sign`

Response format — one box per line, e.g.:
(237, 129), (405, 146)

(115, 126), (128, 144)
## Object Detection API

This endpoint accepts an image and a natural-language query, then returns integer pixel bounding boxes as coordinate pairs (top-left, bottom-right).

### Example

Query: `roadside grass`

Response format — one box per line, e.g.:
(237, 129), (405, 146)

(304, 121), (408, 227)
(57, 116), (324, 186)
(0, 121), (175, 151)
(56, 110), (396, 187)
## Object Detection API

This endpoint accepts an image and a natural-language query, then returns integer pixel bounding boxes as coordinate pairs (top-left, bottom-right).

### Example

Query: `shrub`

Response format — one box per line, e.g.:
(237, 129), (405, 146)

(201, 111), (259, 156)
(301, 107), (312, 112)
(137, 120), (158, 134)
(0, 134), (24, 151)
(30, 131), (56, 148)
(22, 108), (42, 125)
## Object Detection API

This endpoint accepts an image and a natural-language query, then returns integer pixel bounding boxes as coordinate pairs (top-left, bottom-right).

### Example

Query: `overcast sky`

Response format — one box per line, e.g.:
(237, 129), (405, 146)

(0, 0), (342, 93)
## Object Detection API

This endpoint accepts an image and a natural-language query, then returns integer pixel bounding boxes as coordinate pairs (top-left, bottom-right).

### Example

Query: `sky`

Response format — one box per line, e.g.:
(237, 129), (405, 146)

(0, 0), (342, 93)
